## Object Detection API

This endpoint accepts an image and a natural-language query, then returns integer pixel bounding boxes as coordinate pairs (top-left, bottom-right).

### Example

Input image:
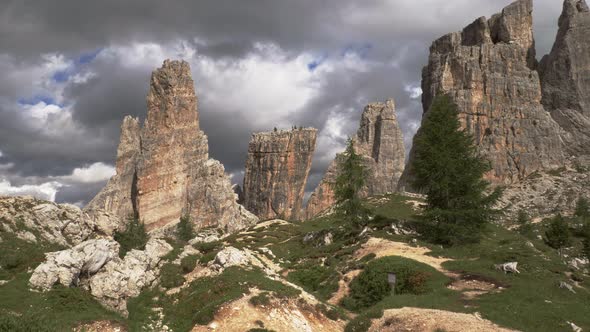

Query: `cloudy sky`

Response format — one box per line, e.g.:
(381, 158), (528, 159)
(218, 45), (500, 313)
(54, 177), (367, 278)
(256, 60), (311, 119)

(0, 0), (565, 206)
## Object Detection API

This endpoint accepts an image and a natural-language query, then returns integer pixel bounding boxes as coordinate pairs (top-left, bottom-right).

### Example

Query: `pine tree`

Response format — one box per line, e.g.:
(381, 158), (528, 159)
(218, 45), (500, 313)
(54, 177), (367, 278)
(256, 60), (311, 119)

(334, 138), (369, 229)
(411, 95), (501, 245)
(574, 197), (590, 220)
(176, 215), (195, 242)
(544, 214), (571, 250)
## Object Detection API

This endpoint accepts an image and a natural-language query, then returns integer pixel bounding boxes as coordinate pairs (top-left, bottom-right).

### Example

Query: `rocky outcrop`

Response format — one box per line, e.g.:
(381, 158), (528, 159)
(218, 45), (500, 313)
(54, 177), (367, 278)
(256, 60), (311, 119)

(85, 60), (257, 233)
(540, 0), (590, 155)
(305, 100), (405, 219)
(29, 239), (119, 291)
(404, 0), (564, 188)
(30, 238), (172, 315)
(88, 238), (172, 314)
(85, 116), (140, 225)
(0, 196), (115, 246)
(243, 128), (317, 220)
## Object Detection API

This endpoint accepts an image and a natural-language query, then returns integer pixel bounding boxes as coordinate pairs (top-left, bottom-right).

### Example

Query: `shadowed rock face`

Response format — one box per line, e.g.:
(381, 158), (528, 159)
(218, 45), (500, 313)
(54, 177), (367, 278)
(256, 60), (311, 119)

(402, 0), (564, 189)
(540, 0), (590, 155)
(305, 100), (405, 219)
(243, 128), (317, 221)
(85, 60), (257, 233)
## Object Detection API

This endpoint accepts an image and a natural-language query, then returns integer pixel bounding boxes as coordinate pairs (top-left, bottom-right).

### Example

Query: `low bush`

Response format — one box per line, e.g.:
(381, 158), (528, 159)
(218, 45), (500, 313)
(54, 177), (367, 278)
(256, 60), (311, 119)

(344, 315), (372, 332)
(180, 255), (199, 274)
(544, 215), (571, 250)
(160, 264), (184, 289)
(343, 257), (432, 311)
(114, 217), (148, 258)
(176, 215), (195, 242)
(249, 292), (271, 307)
(288, 264), (339, 300)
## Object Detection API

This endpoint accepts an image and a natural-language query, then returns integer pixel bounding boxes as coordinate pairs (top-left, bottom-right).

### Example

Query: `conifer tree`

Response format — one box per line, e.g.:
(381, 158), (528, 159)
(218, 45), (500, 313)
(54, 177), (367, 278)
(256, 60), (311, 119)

(544, 214), (571, 250)
(574, 197), (590, 220)
(411, 95), (501, 245)
(334, 138), (369, 229)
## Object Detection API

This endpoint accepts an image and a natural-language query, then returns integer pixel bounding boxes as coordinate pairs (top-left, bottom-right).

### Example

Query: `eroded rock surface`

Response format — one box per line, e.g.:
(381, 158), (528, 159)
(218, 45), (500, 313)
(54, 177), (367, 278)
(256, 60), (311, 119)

(403, 0), (564, 189)
(243, 128), (317, 220)
(305, 100), (405, 219)
(540, 0), (590, 155)
(86, 60), (257, 233)
(29, 239), (119, 290)
(88, 238), (172, 315)
(0, 196), (108, 246)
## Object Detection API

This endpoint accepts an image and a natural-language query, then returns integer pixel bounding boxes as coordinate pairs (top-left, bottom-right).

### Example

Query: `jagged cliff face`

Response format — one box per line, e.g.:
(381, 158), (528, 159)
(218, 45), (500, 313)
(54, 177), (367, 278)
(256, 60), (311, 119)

(410, 0), (564, 187)
(85, 60), (257, 233)
(540, 0), (590, 155)
(306, 100), (405, 219)
(243, 129), (317, 221)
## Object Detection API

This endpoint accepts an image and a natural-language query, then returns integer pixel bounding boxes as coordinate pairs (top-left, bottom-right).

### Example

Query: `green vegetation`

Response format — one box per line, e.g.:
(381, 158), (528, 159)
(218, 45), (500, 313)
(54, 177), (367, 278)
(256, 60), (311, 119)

(544, 214), (572, 249)
(176, 215), (195, 242)
(114, 217), (148, 258)
(160, 263), (184, 289)
(0, 273), (123, 331)
(180, 254), (199, 273)
(334, 138), (370, 229)
(249, 292), (271, 306)
(410, 95), (501, 245)
(517, 210), (534, 237)
(575, 197), (590, 220)
(0, 232), (62, 280)
(287, 264), (339, 301)
(342, 257), (438, 311)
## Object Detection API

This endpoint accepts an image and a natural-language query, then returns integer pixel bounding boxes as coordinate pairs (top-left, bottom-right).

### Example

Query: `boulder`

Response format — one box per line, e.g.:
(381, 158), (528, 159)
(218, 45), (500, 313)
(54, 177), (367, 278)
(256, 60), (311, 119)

(29, 239), (119, 290)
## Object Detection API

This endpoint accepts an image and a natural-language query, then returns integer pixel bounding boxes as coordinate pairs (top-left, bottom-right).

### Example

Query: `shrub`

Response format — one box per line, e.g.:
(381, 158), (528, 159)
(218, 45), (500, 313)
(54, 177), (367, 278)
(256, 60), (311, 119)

(343, 257), (431, 310)
(288, 264), (339, 300)
(575, 197), (590, 220)
(544, 215), (572, 250)
(249, 292), (271, 307)
(344, 316), (372, 332)
(180, 255), (199, 274)
(583, 237), (590, 261)
(114, 217), (148, 258)
(160, 264), (184, 289)
(177, 215), (195, 242)
(517, 210), (534, 237)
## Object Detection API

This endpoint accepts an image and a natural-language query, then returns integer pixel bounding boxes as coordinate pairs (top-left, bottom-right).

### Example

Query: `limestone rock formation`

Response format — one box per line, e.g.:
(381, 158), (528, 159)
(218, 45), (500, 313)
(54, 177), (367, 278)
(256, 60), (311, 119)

(29, 239), (119, 291)
(88, 238), (172, 315)
(540, 0), (590, 155)
(243, 128), (317, 220)
(30, 238), (172, 315)
(85, 116), (140, 226)
(0, 195), (110, 246)
(305, 100), (405, 219)
(404, 0), (564, 188)
(85, 60), (257, 233)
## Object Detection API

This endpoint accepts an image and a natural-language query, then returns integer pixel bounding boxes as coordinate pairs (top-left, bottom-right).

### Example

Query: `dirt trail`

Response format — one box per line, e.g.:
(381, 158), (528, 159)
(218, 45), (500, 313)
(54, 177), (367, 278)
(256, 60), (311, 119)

(354, 237), (456, 277)
(191, 289), (345, 332)
(328, 269), (362, 305)
(370, 308), (519, 332)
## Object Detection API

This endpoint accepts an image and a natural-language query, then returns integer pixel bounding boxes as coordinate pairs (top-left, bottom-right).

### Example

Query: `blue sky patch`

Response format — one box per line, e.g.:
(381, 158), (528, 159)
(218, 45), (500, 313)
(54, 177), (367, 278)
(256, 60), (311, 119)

(18, 95), (57, 106)
(341, 43), (373, 58)
(76, 48), (103, 65)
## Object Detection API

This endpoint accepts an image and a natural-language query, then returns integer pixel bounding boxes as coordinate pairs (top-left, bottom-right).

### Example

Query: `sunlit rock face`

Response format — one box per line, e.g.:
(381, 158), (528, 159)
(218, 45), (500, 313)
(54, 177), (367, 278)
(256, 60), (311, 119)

(243, 128), (317, 221)
(540, 0), (590, 156)
(86, 60), (257, 233)
(402, 0), (564, 190)
(306, 99), (405, 219)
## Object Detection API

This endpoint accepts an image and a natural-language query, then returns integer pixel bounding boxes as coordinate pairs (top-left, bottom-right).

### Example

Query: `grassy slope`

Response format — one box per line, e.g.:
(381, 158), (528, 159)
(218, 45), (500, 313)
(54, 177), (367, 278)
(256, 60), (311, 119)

(1, 193), (588, 331)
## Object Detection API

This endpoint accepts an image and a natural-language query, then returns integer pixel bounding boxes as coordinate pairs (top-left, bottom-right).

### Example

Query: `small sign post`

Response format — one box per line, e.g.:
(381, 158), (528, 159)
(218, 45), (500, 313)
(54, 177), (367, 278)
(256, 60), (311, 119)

(388, 273), (397, 294)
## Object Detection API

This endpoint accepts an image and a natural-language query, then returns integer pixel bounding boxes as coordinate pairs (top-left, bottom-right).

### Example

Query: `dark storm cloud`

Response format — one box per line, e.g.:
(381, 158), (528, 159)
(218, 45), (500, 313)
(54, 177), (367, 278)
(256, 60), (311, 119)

(0, 0), (565, 204)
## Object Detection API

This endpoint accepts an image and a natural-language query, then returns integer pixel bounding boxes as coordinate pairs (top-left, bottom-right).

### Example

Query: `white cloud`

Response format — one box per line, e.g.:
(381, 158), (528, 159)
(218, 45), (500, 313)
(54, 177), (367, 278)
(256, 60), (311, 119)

(404, 84), (422, 99)
(0, 179), (63, 202)
(0, 150), (3, 157)
(62, 162), (115, 183)
(21, 101), (62, 121)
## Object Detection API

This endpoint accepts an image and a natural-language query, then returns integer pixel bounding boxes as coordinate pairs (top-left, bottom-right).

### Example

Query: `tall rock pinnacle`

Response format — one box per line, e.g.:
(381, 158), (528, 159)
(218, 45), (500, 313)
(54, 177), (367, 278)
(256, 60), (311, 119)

(85, 60), (257, 233)
(540, 0), (590, 155)
(243, 128), (317, 221)
(305, 100), (405, 219)
(403, 0), (564, 189)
